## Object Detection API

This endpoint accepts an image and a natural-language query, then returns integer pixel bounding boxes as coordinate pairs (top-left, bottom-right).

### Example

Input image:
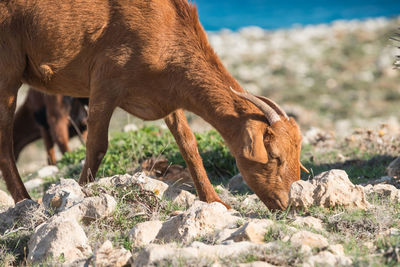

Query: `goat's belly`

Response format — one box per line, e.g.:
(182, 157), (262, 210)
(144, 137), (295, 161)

(120, 99), (176, 121)
(22, 75), (90, 98)
(22, 59), (91, 98)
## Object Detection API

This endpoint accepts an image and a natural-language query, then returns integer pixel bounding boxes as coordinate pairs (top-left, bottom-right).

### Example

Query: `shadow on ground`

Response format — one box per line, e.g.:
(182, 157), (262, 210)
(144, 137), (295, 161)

(302, 155), (397, 185)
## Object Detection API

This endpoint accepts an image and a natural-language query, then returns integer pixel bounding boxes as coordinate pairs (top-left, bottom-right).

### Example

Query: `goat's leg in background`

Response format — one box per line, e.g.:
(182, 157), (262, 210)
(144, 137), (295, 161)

(164, 109), (231, 209)
(78, 91), (116, 185)
(44, 94), (71, 154)
(39, 127), (57, 165)
(13, 100), (42, 161)
(0, 79), (30, 202)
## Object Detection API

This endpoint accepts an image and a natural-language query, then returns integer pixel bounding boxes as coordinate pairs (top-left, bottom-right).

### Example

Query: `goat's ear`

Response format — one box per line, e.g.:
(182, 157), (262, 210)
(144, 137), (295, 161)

(241, 127), (269, 164)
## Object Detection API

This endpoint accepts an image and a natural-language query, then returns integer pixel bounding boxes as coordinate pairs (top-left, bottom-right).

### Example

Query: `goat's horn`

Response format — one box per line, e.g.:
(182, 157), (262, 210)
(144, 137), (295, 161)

(256, 96), (289, 120)
(300, 163), (309, 173)
(230, 87), (280, 125)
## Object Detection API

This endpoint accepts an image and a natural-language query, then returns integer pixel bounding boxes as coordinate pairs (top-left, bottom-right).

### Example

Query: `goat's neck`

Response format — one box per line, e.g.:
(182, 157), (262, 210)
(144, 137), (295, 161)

(174, 64), (264, 154)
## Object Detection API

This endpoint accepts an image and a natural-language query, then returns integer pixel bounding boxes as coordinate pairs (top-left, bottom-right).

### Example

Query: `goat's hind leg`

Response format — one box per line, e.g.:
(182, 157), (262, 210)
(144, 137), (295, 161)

(78, 92), (116, 185)
(164, 109), (230, 209)
(0, 79), (30, 202)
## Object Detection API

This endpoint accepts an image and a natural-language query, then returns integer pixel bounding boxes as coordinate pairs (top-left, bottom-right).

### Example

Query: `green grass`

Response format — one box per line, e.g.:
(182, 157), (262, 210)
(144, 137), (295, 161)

(0, 231), (31, 265)
(58, 126), (237, 184)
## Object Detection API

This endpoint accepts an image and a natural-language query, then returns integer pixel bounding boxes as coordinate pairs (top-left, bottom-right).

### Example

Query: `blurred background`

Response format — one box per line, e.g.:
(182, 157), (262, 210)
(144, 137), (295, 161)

(16, 0), (400, 172)
(194, 0), (400, 30)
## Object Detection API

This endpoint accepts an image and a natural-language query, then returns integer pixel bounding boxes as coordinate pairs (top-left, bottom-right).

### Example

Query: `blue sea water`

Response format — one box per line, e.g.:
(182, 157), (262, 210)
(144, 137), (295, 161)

(193, 0), (400, 31)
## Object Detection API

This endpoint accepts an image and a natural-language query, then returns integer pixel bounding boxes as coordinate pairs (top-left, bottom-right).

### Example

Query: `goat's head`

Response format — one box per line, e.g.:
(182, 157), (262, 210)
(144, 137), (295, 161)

(231, 87), (307, 210)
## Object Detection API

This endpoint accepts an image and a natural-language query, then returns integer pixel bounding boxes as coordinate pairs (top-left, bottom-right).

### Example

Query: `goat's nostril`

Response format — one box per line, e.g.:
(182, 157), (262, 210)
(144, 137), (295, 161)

(277, 199), (287, 210)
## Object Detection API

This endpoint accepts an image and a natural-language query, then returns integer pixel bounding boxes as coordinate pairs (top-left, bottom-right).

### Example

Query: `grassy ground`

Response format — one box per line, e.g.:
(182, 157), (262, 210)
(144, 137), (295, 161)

(301, 126), (400, 184)
(1, 125), (400, 265)
(8, 125), (397, 266)
(1, 17), (400, 266)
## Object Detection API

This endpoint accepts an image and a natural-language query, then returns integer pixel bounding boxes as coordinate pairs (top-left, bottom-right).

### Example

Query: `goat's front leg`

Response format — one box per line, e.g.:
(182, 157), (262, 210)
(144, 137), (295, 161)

(164, 109), (230, 208)
(78, 99), (116, 185)
(0, 80), (30, 202)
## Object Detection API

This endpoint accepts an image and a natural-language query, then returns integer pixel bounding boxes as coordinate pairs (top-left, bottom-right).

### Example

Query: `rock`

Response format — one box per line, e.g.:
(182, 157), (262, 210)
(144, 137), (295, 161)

(371, 184), (400, 201)
(327, 244), (345, 256)
(128, 201), (240, 246)
(378, 228), (400, 237)
(42, 179), (85, 212)
(0, 189), (14, 207)
(214, 228), (239, 244)
(140, 156), (194, 190)
(133, 241), (276, 266)
(24, 178), (44, 191)
(226, 219), (274, 243)
(289, 170), (371, 210)
(302, 127), (335, 146)
(363, 241), (375, 250)
(38, 165), (59, 178)
(299, 244), (312, 254)
(94, 240), (132, 267)
(369, 176), (393, 184)
(387, 156), (400, 177)
(89, 173), (196, 206)
(28, 216), (92, 263)
(66, 258), (91, 267)
(214, 185), (238, 207)
(163, 187), (196, 207)
(292, 216), (324, 231)
(123, 123), (138, 132)
(93, 174), (133, 187)
(239, 262), (276, 267)
(240, 194), (261, 209)
(129, 220), (164, 247)
(133, 243), (197, 266)
(288, 180), (315, 209)
(290, 230), (328, 248)
(156, 201), (240, 243)
(0, 199), (40, 234)
(49, 193), (117, 225)
(313, 170), (370, 209)
(133, 173), (196, 206)
(227, 174), (250, 192)
(81, 194), (117, 223)
(363, 184), (374, 194)
(304, 251), (352, 267)
(131, 172), (171, 194)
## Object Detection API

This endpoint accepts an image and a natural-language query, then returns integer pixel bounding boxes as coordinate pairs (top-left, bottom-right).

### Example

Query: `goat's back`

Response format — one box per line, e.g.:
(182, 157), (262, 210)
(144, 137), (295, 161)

(4, 0), (185, 96)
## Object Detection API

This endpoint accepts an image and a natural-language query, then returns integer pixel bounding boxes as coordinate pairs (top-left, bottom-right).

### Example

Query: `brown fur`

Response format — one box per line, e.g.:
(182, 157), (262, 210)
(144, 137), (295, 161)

(0, 0), (302, 209)
(13, 88), (88, 165)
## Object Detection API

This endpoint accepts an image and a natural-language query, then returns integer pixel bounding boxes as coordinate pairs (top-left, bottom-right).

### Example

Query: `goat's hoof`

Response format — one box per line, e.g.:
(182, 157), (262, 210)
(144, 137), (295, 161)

(219, 201), (232, 210)
(208, 198), (231, 209)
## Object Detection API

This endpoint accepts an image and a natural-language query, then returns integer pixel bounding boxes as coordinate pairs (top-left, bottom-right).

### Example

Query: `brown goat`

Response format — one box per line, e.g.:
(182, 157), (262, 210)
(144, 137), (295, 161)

(0, 0), (306, 209)
(13, 88), (88, 165)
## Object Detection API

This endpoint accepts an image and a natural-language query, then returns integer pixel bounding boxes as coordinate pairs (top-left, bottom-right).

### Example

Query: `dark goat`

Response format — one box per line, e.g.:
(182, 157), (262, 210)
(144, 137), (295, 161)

(13, 89), (88, 165)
